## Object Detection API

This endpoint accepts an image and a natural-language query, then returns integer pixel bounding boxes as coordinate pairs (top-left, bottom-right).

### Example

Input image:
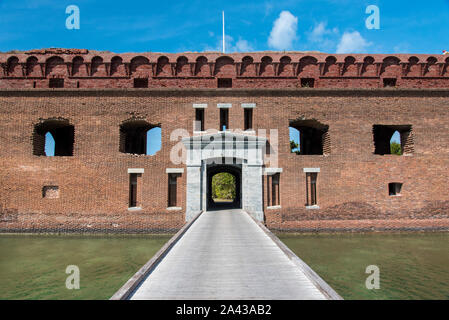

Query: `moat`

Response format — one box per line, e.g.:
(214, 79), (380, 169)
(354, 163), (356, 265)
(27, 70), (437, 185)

(0, 232), (447, 300)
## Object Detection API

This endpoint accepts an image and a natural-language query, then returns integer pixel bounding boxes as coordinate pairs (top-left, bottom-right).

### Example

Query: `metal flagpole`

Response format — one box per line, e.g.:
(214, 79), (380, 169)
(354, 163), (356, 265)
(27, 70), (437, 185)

(222, 11), (225, 53)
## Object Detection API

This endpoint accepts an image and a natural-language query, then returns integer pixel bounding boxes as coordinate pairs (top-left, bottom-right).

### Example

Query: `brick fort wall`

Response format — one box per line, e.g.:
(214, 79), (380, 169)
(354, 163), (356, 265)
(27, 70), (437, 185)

(0, 49), (448, 232)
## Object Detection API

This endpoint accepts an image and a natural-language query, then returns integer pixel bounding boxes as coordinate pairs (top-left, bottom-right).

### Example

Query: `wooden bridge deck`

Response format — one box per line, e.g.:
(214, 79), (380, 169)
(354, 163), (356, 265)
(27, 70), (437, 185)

(116, 209), (341, 300)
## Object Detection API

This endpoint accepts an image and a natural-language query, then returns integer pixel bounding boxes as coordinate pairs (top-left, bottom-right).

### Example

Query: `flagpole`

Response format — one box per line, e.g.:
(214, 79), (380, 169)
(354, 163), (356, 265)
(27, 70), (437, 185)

(222, 11), (225, 54)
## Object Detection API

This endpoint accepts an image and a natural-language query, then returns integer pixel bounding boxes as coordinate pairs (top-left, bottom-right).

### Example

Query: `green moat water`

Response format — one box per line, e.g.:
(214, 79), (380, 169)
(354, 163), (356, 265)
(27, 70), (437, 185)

(0, 232), (447, 300)
(0, 234), (171, 300)
(279, 232), (449, 300)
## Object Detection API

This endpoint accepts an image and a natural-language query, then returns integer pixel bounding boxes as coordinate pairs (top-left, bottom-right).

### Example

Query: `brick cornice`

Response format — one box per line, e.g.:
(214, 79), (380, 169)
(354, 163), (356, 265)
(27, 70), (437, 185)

(1, 88), (449, 97)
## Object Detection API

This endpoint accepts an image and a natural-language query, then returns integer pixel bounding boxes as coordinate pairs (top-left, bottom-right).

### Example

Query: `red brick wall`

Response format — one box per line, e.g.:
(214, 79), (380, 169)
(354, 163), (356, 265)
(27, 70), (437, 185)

(0, 49), (449, 233)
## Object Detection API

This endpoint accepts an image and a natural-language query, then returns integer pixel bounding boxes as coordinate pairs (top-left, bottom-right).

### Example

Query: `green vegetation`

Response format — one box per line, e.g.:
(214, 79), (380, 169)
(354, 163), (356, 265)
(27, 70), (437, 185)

(290, 140), (300, 155)
(390, 142), (402, 155)
(212, 172), (236, 200)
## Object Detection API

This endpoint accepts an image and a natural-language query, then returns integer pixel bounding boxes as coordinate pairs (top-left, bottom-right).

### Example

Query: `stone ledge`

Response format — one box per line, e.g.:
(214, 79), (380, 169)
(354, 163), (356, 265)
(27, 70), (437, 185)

(127, 207), (142, 212)
(166, 207), (182, 211)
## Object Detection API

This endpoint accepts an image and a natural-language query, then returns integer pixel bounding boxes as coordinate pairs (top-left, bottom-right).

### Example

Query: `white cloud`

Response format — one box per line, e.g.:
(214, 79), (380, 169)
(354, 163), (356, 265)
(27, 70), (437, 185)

(306, 22), (339, 51)
(268, 11), (298, 50)
(235, 39), (253, 52)
(336, 31), (371, 53)
(308, 22), (338, 42)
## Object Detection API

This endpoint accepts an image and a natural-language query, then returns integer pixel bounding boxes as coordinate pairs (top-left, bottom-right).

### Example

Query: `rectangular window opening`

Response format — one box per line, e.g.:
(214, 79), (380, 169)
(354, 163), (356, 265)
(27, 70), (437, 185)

(244, 108), (253, 131)
(49, 78), (64, 88)
(134, 78), (148, 88)
(270, 173), (280, 207)
(218, 78), (232, 88)
(42, 186), (59, 199)
(129, 173), (140, 208)
(168, 173), (179, 207)
(195, 108), (205, 132)
(306, 173), (318, 206)
(389, 183), (403, 196)
(220, 108), (229, 131)
(301, 78), (315, 88)
(383, 78), (397, 87)
(373, 125), (413, 155)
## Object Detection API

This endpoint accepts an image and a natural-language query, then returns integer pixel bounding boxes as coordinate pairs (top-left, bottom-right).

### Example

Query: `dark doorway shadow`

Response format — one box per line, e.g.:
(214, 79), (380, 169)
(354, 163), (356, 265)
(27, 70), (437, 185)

(206, 162), (242, 211)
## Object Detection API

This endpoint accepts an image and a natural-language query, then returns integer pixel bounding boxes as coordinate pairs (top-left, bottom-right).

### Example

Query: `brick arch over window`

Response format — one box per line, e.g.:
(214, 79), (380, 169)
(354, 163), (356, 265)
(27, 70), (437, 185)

(443, 57), (449, 76)
(119, 119), (160, 155)
(423, 56), (439, 76)
(298, 56), (318, 76)
(130, 56), (150, 77)
(175, 56), (190, 76)
(214, 56), (235, 77)
(45, 56), (66, 77)
(156, 56), (171, 76)
(405, 56), (420, 76)
(7, 56), (21, 77)
(72, 56), (87, 77)
(33, 118), (75, 156)
(195, 56), (209, 76)
(26, 56), (40, 77)
(323, 56), (338, 76)
(240, 56), (255, 76)
(361, 56), (376, 76)
(342, 56), (357, 76)
(91, 56), (107, 76)
(260, 56), (274, 76)
(278, 56), (293, 76)
(110, 56), (125, 76)
(380, 56), (401, 76)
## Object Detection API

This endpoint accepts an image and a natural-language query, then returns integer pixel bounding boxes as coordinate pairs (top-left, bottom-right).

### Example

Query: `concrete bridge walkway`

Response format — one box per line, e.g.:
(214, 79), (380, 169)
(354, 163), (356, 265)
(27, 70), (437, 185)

(126, 209), (341, 300)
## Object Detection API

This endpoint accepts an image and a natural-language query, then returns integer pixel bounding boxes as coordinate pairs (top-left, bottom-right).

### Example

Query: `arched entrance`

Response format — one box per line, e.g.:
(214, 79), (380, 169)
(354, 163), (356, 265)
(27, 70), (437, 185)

(206, 162), (242, 210)
(182, 131), (266, 222)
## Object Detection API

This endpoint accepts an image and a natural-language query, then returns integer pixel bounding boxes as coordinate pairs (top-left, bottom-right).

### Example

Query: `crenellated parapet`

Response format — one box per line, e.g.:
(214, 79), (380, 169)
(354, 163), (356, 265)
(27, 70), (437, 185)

(1, 48), (448, 88)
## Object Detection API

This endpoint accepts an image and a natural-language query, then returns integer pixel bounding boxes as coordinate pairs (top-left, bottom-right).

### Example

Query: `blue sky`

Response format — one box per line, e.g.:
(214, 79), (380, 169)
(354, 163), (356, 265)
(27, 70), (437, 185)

(1, 0), (448, 54)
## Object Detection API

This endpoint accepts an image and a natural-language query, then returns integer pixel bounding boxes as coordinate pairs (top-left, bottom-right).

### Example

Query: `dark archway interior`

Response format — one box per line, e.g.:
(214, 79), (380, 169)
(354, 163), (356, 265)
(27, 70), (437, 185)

(207, 163), (242, 211)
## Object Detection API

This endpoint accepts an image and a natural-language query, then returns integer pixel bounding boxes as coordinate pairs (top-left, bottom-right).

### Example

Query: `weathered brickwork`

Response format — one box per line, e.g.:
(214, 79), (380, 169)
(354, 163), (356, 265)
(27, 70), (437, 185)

(1, 49), (449, 89)
(1, 49), (449, 233)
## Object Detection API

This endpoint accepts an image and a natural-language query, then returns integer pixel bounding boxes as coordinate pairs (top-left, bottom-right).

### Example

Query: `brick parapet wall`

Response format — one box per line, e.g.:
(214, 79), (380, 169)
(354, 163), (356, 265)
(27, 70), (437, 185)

(1, 49), (449, 89)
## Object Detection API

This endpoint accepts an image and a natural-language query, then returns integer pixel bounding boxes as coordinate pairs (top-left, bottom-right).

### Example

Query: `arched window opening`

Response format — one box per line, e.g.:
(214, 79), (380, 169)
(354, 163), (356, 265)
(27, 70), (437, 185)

(390, 131), (402, 155)
(289, 119), (330, 155)
(373, 125), (413, 155)
(119, 120), (161, 155)
(212, 172), (236, 204)
(45, 132), (55, 156)
(33, 119), (74, 156)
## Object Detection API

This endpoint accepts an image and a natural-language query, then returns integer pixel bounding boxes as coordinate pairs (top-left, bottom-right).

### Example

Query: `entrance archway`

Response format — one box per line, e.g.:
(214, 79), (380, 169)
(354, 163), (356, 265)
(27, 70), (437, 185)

(206, 163), (242, 210)
(182, 131), (266, 222)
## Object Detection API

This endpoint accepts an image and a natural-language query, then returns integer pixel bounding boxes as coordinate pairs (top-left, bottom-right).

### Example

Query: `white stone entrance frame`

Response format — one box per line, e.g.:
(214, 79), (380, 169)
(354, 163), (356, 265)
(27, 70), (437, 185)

(182, 131), (267, 222)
